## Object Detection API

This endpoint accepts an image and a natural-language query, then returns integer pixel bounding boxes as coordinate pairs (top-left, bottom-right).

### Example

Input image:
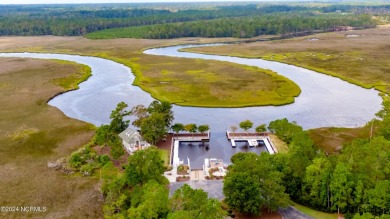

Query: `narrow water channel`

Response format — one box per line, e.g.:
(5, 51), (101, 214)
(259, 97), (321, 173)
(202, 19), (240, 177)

(0, 44), (382, 167)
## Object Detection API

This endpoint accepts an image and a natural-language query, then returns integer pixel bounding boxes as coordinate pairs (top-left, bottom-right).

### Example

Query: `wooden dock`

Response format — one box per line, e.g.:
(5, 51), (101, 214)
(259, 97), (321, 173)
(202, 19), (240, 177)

(173, 131), (210, 141)
(226, 130), (266, 140)
(226, 130), (276, 154)
(171, 131), (210, 166)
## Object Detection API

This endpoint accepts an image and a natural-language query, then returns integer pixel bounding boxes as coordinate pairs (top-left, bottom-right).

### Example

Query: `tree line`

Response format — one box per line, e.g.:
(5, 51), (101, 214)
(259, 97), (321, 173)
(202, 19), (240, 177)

(87, 13), (376, 39)
(0, 3), (387, 37)
(0, 4), (308, 36)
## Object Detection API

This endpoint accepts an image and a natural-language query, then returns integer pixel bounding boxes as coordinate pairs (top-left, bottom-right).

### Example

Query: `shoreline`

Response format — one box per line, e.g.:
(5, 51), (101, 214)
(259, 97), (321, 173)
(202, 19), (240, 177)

(0, 39), (382, 129)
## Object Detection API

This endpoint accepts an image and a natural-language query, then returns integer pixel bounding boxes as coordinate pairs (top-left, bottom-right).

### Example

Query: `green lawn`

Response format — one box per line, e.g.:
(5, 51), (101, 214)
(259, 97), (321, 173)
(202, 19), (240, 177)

(159, 149), (170, 166)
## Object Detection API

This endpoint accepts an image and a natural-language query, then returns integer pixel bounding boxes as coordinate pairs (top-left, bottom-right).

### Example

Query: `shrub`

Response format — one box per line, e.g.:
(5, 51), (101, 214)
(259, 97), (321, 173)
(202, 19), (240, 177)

(109, 136), (125, 159)
(344, 212), (354, 219)
(177, 165), (189, 174)
(80, 163), (96, 176)
(99, 155), (111, 165)
(177, 165), (184, 172)
(69, 152), (83, 168)
(95, 125), (111, 145)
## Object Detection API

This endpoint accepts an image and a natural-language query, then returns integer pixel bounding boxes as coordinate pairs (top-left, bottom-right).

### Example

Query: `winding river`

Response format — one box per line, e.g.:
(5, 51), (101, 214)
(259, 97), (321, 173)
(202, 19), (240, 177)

(0, 44), (382, 167)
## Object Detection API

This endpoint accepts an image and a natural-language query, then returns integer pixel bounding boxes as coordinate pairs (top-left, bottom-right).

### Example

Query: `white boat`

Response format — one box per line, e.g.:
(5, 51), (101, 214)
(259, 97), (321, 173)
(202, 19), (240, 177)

(248, 139), (258, 147)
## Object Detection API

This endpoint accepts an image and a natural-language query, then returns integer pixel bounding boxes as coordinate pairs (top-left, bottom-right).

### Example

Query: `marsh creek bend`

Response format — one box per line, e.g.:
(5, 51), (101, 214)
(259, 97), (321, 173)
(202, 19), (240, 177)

(0, 44), (382, 167)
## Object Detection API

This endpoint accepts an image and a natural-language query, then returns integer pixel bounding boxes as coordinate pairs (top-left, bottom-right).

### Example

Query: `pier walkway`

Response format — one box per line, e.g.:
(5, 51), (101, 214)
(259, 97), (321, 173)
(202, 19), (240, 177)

(226, 131), (277, 154)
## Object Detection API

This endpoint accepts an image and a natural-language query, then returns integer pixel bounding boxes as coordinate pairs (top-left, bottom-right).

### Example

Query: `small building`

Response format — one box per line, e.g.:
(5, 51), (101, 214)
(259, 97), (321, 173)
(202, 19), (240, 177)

(118, 127), (150, 154)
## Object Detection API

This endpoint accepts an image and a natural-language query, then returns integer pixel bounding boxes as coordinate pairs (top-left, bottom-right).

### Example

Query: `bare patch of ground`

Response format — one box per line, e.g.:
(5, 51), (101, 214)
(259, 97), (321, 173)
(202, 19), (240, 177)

(156, 133), (173, 152)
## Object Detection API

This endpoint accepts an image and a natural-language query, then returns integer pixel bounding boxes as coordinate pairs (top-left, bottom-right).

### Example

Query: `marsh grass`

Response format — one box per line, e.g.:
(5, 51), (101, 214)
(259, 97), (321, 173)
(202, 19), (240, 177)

(86, 44), (301, 107)
(184, 26), (390, 95)
(0, 36), (300, 107)
(51, 60), (91, 90)
(131, 54), (300, 107)
(308, 125), (373, 154)
(0, 58), (101, 218)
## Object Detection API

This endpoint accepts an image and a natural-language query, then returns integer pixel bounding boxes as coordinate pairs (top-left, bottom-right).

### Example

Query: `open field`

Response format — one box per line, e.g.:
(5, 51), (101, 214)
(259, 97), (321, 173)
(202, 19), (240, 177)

(184, 26), (390, 94)
(0, 58), (102, 218)
(0, 36), (299, 107)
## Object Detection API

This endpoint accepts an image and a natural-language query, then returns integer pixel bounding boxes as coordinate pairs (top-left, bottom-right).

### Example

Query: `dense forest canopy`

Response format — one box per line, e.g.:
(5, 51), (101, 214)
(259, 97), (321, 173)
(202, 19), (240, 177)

(87, 13), (375, 39)
(0, 3), (388, 37)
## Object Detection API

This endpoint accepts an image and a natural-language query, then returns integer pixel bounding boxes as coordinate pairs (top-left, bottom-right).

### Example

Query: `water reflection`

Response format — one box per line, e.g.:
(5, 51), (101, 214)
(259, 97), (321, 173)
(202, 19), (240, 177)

(179, 140), (267, 169)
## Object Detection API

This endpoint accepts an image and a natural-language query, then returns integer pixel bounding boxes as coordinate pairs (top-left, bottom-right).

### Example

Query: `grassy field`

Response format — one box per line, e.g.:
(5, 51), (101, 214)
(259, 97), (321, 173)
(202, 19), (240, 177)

(184, 26), (390, 94)
(0, 36), (299, 107)
(0, 58), (102, 218)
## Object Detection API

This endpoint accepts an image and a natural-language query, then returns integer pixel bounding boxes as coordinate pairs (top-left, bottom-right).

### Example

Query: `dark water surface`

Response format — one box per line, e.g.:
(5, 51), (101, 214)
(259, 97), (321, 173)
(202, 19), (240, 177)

(0, 45), (382, 162)
(179, 140), (268, 169)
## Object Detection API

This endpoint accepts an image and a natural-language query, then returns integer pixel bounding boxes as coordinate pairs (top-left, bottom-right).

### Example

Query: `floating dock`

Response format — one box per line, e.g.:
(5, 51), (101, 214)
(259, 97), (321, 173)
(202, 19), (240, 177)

(231, 139), (236, 147)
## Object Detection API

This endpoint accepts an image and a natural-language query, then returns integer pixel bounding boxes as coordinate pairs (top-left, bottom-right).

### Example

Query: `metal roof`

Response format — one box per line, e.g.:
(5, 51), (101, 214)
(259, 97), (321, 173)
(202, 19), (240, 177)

(118, 127), (144, 144)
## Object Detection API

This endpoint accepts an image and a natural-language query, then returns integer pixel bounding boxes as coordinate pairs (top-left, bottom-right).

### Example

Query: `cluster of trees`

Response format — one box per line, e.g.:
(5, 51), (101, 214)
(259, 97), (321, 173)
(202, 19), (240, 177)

(171, 123), (209, 135)
(0, 3), (385, 37)
(131, 100), (174, 145)
(94, 100), (173, 158)
(224, 152), (290, 215)
(291, 102), (390, 217)
(278, 111), (390, 217)
(95, 101), (131, 159)
(102, 146), (226, 218)
(68, 101), (133, 174)
(89, 13), (376, 39)
(230, 120), (267, 135)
